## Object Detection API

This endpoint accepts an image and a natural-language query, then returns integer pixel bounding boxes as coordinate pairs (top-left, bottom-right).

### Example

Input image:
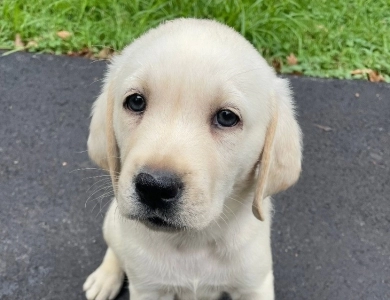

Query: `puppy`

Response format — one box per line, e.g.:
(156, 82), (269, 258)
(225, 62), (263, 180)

(83, 18), (302, 300)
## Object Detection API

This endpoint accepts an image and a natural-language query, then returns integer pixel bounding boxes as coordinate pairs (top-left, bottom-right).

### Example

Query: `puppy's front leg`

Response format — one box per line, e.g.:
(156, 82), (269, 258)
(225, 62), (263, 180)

(239, 271), (274, 300)
(83, 248), (124, 300)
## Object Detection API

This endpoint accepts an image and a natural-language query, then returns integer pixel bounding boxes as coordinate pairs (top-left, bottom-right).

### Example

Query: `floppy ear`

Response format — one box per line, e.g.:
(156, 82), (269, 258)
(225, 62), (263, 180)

(87, 84), (121, 192)
(252, 78), (302, 221)
(88, 89), (109, 170)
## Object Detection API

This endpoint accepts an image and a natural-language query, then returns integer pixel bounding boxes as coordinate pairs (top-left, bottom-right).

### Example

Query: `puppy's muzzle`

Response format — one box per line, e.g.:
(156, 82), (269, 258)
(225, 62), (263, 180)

(134, 169), (183, 211)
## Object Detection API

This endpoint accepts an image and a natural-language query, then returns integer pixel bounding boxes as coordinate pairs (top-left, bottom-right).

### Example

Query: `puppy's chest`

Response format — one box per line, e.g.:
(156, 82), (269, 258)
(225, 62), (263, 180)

(128, 243), (239, 289)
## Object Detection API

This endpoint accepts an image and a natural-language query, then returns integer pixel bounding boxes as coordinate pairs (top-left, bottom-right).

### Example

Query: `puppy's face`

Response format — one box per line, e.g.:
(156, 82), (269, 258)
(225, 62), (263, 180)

(88, 19), (302, 231)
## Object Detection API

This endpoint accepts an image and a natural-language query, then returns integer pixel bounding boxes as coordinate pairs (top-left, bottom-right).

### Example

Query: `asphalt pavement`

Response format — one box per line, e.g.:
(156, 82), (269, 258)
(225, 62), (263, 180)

(0, 52), (389, 300)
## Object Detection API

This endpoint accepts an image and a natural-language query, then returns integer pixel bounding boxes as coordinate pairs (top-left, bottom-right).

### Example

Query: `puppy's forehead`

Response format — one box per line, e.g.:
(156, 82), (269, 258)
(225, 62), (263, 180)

(112, 20), (274, 115)
(143, 59), (228, 107)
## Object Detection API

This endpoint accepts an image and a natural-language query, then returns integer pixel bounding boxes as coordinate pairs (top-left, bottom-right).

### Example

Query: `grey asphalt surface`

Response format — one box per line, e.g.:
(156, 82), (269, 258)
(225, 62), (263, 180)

(0, 52), (389, 300)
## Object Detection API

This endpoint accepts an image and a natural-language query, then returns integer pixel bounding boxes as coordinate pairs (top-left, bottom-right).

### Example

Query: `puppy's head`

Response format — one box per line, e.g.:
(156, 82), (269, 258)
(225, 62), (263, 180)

(88, 19), (302, 231)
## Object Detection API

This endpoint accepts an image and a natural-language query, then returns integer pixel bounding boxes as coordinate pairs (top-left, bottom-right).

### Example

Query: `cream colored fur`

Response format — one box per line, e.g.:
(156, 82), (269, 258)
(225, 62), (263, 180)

(84, 18), (302, 300)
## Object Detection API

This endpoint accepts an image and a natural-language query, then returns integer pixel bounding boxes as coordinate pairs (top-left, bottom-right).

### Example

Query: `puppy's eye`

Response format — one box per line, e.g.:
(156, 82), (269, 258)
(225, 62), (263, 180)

(214, 109), (240, 127)
(124, 94), (146, 112)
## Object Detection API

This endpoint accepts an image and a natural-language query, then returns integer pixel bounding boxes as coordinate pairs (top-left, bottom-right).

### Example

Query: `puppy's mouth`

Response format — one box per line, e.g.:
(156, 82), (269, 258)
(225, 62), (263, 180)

(139, 216), (185, 232)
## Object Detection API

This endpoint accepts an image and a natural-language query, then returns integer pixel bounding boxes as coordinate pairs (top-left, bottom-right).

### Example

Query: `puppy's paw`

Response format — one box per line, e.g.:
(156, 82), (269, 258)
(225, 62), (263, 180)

(83, 266), (124, 300)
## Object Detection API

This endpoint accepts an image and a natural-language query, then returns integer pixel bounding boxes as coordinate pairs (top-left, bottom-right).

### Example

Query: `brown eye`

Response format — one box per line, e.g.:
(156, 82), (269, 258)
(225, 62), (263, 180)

(124, 94), (146, 112)
(214, 109), (239, 127)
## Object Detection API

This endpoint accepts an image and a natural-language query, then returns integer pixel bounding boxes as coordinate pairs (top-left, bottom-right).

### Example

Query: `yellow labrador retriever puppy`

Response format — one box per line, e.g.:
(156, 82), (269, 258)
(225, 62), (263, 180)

(83, 18), (302, 300)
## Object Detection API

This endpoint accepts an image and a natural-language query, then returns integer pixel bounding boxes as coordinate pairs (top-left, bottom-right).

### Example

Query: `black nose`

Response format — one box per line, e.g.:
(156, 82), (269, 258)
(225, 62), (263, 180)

(134, 170), (183, 210)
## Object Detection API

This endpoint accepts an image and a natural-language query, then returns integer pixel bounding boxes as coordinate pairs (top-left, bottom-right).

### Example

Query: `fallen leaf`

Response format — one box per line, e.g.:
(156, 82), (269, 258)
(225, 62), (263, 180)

(271, 58), (282, 73)
(67, 47), (94, 58)
(351, 69), (385, 82)
(98, 47), (114, 59)
(56, 30), (71, 39)
(368, 70), (384, 82)
(291, 70), (303, 76)
(84, 50), (94, 59)
(351, 69), (371, 75)
(81, 47), (92, 56)
(287, 53), (298, 66)
(79, 47), (90, 55)
(314, 124), (332, 132)
(15, 34), (25, 48)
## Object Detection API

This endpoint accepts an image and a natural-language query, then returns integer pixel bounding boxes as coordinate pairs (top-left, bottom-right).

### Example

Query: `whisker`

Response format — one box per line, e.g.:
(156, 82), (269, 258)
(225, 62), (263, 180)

(95, 197), (114, 218)
(86, 178), (112, 193)
(69, 167), (116, 174)
(83, 174), (117, 181)
(85, 184), (113, 207)
(223, 204), (238, 223)
(218, 211), (229, 228)
(90, 190), (115, 213)
(227, 195), (265, 215)
(74, 150), (89, 154)
(88, 190), (115, 209)
(212, 219), (222, 231)
(227, 195), (251, 208)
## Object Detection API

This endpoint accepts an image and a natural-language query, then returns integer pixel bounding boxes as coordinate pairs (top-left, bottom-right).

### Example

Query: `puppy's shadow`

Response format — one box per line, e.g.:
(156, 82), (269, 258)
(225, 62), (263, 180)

(219, 292), (233, 300)
(114, 279), (232, 300)
(115, 276), (129, 299)
(116, 288), (129, 299)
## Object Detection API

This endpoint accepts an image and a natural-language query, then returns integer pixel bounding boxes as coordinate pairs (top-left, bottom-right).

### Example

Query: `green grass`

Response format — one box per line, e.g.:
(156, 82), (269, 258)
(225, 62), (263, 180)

(1, 0), (389, 81)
